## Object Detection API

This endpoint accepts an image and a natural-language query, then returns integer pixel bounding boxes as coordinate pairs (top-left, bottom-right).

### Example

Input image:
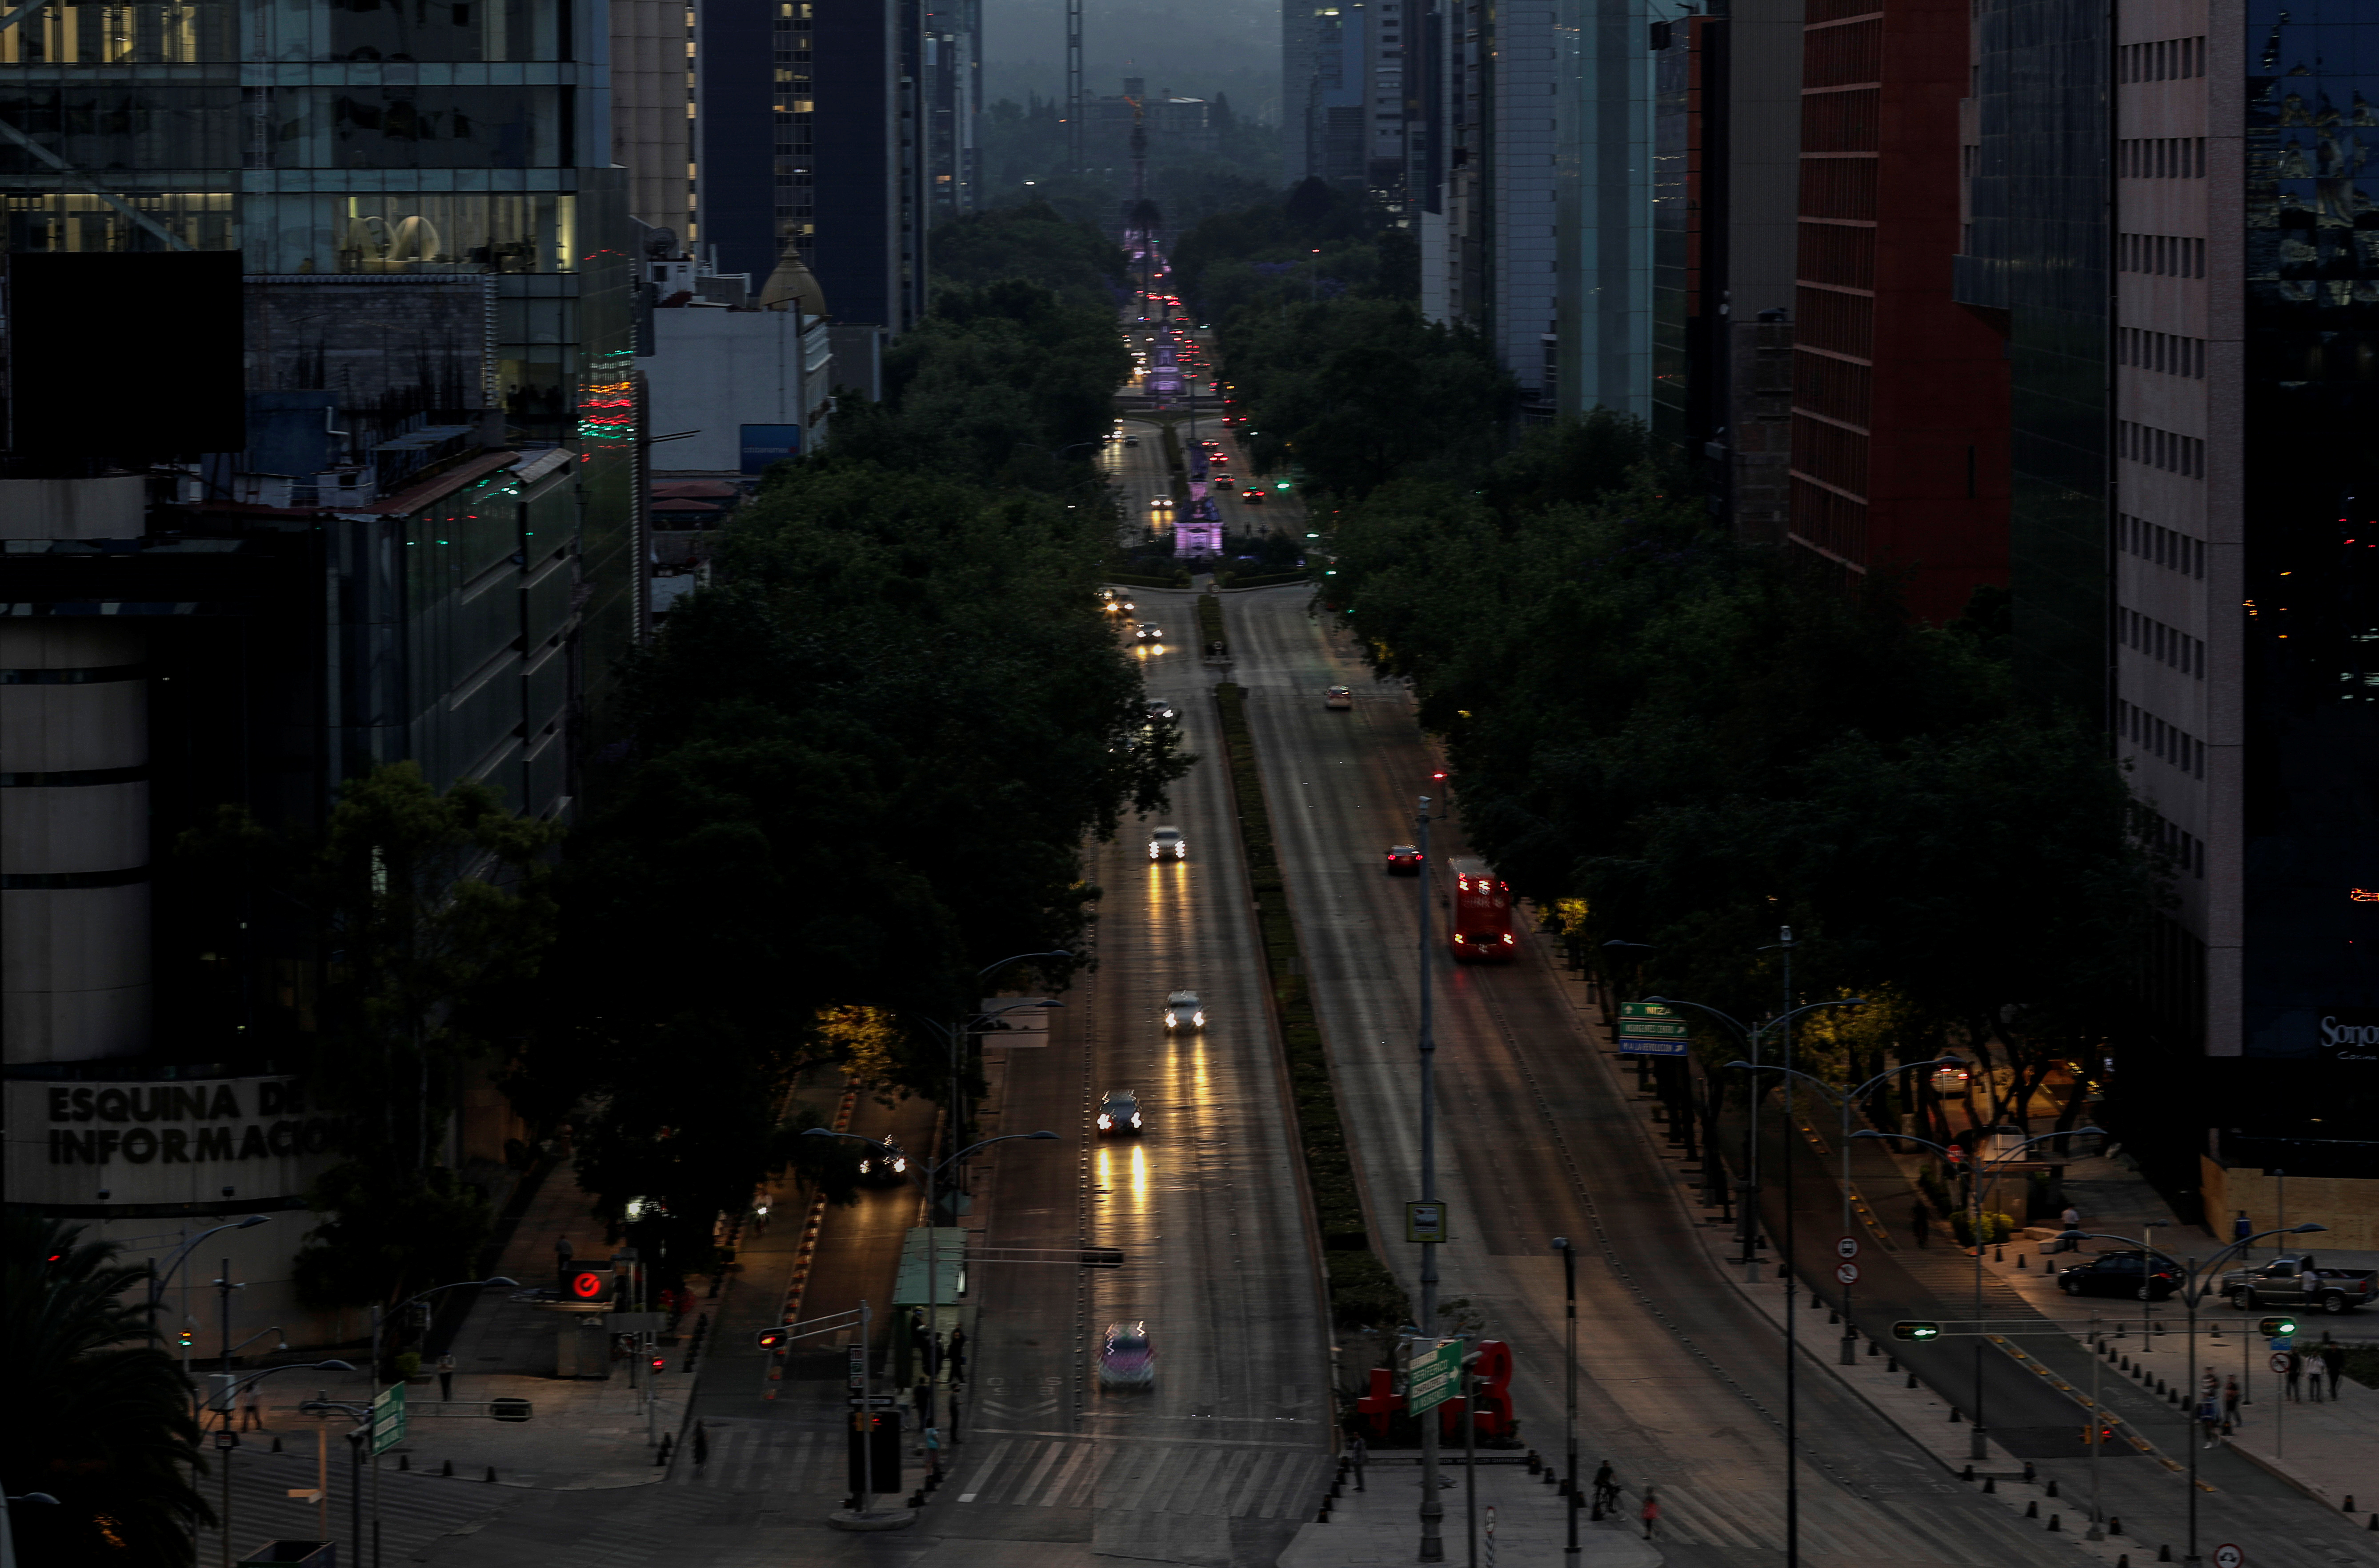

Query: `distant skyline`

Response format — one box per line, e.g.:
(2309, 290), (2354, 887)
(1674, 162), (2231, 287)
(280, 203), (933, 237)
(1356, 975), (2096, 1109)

(983, 0), (1282, 124)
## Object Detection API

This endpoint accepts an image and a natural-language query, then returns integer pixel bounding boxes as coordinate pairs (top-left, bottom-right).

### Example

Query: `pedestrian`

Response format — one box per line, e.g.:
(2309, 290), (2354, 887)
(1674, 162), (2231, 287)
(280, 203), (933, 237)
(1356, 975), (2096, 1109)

(1910, 1199), (1930, 1249)
(1350, 1435), (1367, 1492)
(2286, 1349), (2304, 1401)
(1639, 1487), (1661, 1541)
(2323, 1338), (2347, 1399)
(2233, 1210), (2254, 1251)
(2196, 1395), (2223, 1449)
(2307, 1355), (2327, 1403)
(948, 1324), (968, 1382)
(693, 1422), (710, 1467)
(1592, 1460), (1618, 1512)
(2223, 1375), (2242, 1428)
(238, 1384), (264, 1431)
(924, 1424), (942, 1480)
(437, 1352), (456, 1403)
(2060, 1204), (2082, 1252)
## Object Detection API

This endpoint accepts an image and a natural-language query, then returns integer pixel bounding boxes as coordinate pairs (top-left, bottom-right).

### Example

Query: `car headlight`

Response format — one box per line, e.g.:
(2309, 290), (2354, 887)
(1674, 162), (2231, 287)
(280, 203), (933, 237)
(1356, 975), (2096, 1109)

(1163, 1012), (1177, 1027)
(1098, 1114), (1113, 1129)
(1502, 934), (1516, 945)
(892, 1157), (907, 1172)
(1130, 1114), (1143, 1127)
(1193, 1012), (1206, 1026)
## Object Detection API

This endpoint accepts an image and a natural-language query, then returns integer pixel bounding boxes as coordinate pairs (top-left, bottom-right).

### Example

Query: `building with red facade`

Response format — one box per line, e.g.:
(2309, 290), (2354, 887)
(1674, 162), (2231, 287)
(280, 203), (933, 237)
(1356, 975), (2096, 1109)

(1789, 0), (2011, 623)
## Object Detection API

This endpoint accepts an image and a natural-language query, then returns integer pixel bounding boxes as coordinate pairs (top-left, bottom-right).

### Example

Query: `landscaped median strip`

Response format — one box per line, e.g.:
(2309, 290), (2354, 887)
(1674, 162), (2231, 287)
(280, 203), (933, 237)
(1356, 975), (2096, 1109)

(1211, 681), (1408, 1329)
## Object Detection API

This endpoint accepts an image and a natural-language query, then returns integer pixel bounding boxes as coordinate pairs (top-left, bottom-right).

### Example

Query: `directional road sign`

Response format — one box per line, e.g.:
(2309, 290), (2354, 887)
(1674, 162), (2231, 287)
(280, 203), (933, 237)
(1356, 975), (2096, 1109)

(370, 1383), (406, 1456)
(1836, 1262), (1860, 1284)
(1408, 1339), (1465, 1416)
(1617, 1002), (1691, 1057)
(1836, 1237), (1859, 1260)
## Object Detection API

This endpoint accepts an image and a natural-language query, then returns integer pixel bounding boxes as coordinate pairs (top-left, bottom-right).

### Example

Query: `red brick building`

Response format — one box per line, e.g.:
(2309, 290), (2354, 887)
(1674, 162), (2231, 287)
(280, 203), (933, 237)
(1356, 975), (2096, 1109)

(1789, 0), (2011, 623)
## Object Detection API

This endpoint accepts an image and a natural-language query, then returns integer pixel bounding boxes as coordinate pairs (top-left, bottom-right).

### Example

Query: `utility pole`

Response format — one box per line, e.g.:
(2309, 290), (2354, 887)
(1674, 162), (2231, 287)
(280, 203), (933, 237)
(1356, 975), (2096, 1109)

(1416, 791), (1442, 1562)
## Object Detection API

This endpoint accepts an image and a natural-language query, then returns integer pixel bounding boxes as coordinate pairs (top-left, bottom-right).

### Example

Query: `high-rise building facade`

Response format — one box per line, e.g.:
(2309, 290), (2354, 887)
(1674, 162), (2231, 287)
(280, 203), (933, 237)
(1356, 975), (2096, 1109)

(1786, 0), (2009, 620)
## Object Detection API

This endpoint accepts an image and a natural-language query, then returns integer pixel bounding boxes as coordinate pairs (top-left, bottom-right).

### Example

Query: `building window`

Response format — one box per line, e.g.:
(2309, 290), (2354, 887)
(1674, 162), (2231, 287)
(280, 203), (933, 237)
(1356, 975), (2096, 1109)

(2118, 420), (2206, 478)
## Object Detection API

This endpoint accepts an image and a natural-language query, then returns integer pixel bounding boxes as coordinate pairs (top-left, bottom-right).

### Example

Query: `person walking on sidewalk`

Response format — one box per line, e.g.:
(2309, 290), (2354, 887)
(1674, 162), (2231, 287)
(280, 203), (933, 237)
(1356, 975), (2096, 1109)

(238, 1384), (264, 1431)
(1910, 1199), (1930, 1248)
(2323, 1339), (2347, 1399)
(2307, 1354), (2327, 1403)
(437, 1352), (456, 1403)
(2286, 1349), (2305, 1401)
(2195, 1394), (2224, 1449)
(2060, 1204), (2082, 1252)
(1639, 1487), (1662, 1541)
(2223, 1375), (2243, 1428)
(2233, 1211), (2254, 1252)
(948, 1324), (968, 1383)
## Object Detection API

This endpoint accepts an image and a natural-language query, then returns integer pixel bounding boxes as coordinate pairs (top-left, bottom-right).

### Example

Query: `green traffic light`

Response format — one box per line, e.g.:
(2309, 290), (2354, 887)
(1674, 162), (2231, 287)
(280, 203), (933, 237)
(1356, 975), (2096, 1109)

(1891, 1321), (1942, 1342)
(2259, 1316), (2299, 1337)
(1274, 481), (1291, 491)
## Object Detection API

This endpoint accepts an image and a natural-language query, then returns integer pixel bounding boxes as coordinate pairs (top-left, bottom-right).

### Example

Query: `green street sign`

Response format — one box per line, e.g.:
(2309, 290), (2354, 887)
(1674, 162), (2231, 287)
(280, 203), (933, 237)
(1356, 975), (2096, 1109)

(1408, 1339), (1464, 1415)
(1618, 1001), (1691, 1056)
(371, 1382), (406, 1456)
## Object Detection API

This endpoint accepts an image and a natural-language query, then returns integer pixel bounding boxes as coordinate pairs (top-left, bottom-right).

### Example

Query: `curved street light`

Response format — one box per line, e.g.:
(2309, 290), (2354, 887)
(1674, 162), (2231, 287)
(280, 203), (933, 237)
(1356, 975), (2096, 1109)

(1854, 1125), (2106, 1460)
(149, 1215), (273, 1306)
(2054, 1220), (2325, 1560)
(204, 1360), (356, 1568)
(1730, 1056), (1965, 1364)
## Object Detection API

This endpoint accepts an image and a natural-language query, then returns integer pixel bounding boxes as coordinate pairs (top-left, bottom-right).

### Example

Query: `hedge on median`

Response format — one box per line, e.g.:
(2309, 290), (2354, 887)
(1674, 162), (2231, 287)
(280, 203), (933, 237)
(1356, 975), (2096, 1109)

(1213, 681), (1411, 1331)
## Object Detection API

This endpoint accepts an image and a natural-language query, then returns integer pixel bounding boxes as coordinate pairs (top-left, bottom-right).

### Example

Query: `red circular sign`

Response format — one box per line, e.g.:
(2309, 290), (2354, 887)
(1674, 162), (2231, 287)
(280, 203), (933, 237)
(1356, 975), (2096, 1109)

(569, 1269), (607, 1300)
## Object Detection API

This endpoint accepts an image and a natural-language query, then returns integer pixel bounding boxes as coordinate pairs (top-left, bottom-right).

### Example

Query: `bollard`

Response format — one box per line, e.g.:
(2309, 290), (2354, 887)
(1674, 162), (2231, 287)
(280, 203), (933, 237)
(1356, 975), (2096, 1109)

(2017, 1255), (2027, 1270)
(1950, 1408), (1964, 1423)
(1984, 1477), (1997, 1494)
(485, 1465), (498, 1483)
(2023, 1462), (2035, 1483)
(1316, 1502), (1331, 1524)
(441, 1460), (453, 1478)
(2110, 1517), (2123, 1535)
(2368, 1515), (2378, 1532)
(1866, 1338), (1880, 1356)
(2048, 1514), (2060, 1532)
(2047, 1479), (2059, 1499)
(1886, 1357), (1897, 1373)
(2159, 1544), (2172, 1561)
(1907, 1372), (1919, 1390)
(2347, 1496), (2358, 1512)
(1962, 1465), (1974, 1482)
(270, 1437), (283, 1454)
(2025, 1500), (2038, 1519)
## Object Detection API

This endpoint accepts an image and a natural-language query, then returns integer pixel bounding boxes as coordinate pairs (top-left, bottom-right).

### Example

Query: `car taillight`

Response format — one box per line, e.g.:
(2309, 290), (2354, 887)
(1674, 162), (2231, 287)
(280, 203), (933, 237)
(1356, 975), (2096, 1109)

(1502, 934), (1516, 945)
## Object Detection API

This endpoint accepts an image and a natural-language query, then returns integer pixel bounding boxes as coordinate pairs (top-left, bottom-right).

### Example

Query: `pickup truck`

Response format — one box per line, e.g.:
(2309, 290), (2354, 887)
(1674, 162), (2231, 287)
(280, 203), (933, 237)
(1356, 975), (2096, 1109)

(2221, 1255), (2379, 1314)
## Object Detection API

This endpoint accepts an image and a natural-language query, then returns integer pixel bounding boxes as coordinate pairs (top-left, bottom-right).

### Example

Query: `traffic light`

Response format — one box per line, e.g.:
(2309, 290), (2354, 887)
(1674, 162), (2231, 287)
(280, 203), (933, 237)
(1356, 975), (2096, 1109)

(179, 1326), (194, 1349)
(755, 1328), (788, 1351)
(649, 1354), (667, 1374)
(1892, 1321), (1943, 1342)
(846, 1411), (901, 1497)
(2259, 1316), (2299, 1338)
(1079, 1248), (1125, 1269)
(1274, 480), (1291, 492)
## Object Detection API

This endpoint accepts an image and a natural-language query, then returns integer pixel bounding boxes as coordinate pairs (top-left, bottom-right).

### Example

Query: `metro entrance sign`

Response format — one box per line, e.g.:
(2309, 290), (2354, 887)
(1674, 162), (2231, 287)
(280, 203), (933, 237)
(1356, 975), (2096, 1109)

(1408, 1339), (1464, 1415)
(1617, 1002), (1690, 1057)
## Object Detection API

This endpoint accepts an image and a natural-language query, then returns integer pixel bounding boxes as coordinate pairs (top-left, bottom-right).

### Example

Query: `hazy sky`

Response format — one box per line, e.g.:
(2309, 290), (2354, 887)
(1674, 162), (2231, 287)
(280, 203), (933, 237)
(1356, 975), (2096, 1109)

(983, 0), (1284, 123)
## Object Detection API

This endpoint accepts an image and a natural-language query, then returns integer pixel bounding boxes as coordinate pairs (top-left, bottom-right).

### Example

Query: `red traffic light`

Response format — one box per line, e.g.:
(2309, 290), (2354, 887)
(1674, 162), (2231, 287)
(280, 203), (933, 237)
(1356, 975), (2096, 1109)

(650, 1356), (666, 1373)
(568, 1269), (607, 1300)
(755, 1328), (788, 1351)
(1430, 771), (1447, 782)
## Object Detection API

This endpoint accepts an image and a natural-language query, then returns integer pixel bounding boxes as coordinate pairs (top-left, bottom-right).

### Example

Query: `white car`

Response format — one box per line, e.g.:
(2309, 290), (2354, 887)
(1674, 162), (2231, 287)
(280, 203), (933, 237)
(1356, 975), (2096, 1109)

(1148, 827), (1185, 860)
(1163, 991), (1206, 1030)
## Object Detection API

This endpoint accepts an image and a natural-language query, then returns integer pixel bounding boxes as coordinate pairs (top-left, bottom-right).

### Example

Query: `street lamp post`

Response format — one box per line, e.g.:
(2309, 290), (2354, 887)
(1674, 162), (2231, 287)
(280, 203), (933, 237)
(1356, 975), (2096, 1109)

(1646, 959), (1866, 1568)
(205, 1361), (354, 1568)
(804, 1128), (1061, 1452)
(2055, 1221), (2326, 1566)
(1551, 1237), (1578, 1560)
(367, 1278), (516, 1568)
(1853, 1127), (2105, 1461)
(1730, 1057), (1967, 1364)
(1414, 791), (1444, 1564)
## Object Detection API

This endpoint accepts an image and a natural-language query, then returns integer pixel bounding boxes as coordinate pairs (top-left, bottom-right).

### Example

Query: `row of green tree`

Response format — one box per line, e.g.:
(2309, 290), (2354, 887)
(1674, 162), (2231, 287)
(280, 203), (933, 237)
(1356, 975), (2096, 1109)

(1322, 414), (2164, 1113)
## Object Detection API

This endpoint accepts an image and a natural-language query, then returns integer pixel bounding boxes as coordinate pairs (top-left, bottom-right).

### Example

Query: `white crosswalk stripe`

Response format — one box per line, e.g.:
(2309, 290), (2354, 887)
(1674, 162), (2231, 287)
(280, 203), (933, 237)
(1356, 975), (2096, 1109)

(950, 1438), (1330, 1516)
(189, 1448), (508, 1565)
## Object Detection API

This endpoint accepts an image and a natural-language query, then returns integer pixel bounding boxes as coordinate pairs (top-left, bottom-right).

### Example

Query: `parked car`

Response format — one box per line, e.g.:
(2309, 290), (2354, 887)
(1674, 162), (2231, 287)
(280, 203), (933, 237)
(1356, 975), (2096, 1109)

(1097, 1090), (1144, 1136)
(2223, 1255), (2379, 1314)
(2057, 1251), (2183, 1301)
(1098, 1322), (1155, 1390)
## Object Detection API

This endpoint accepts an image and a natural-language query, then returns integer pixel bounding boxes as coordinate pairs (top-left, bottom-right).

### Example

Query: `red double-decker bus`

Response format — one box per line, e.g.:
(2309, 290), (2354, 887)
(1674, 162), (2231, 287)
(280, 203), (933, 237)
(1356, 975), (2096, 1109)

(1450, 858), (1517, 962)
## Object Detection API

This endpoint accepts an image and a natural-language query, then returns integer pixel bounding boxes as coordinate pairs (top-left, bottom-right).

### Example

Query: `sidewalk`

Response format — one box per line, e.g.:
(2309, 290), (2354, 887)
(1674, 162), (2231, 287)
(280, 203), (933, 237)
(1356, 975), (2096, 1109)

(1279, 1460), (1661, 1568)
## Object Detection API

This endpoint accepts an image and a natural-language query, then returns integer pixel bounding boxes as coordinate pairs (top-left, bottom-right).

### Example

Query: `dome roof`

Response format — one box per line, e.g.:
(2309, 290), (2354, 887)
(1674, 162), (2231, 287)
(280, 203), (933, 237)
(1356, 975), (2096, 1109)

(757, 248), (829, 315)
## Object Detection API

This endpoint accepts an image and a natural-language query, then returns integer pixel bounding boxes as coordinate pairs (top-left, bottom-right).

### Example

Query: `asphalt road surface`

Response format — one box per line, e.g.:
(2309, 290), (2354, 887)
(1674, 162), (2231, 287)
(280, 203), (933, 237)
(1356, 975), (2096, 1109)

(1223, 584), (2094, 1568)
(945, 586), (1335, 1568)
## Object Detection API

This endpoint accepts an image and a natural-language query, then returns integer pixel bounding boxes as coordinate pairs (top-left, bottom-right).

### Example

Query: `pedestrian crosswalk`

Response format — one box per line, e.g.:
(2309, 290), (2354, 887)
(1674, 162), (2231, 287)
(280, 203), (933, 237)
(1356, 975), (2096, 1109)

(188, 1444), (511, 1564)
(1622, 1478), (2061, 1562)
(953, 1436), (1331, 1516)
(672, 1420), (847, 1494)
